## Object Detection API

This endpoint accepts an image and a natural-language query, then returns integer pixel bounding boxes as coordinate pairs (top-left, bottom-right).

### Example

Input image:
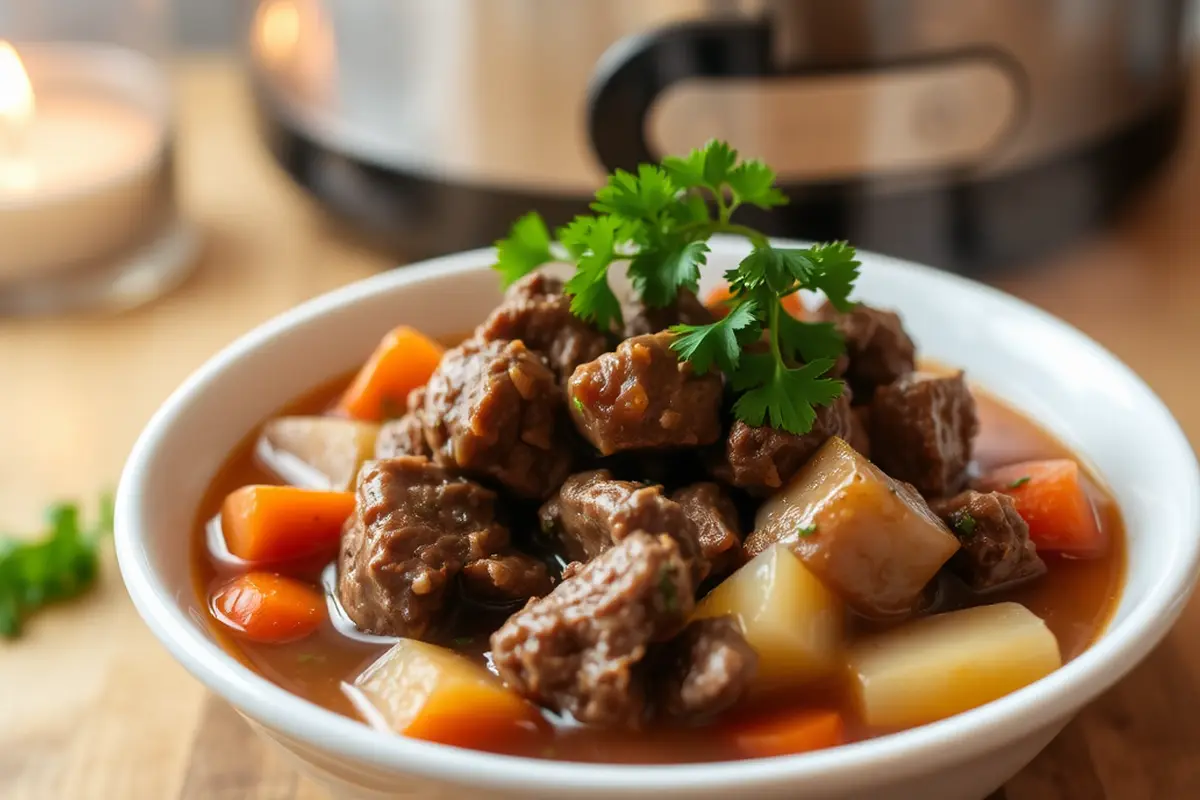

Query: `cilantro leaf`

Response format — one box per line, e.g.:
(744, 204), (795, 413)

(776, 314), (844, 363)
(732, 247), (810, 294)
(726, 160), (788, 209)
(562, 216), (623, 330)
(628, 240), (708, 308)
(493, 212), (553, 286)
(669, 300), (759, 375)
(591, 164), (678, 223)
(702, 140), (738, 187)
(732, 358), (843, 432)
(806, 241), (860, 311)
(661, 147), (708, 190)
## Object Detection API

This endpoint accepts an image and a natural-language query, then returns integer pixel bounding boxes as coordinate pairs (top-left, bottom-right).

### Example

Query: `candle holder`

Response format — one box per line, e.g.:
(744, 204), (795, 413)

(0, 0), (197, 316)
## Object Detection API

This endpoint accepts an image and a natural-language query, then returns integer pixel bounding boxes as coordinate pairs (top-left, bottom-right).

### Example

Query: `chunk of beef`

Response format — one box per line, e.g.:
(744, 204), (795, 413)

(931, 490), (1046, 592)
(538, 469), (706, 578)
(375, 388), (430, 459)
(870, 371), (979, 498)
(418, 338), (572, 498)
(671, 482), (743, 578)
(338, 457), (545, 638)
(848, 405), (871, 457)
(476, 272), (611, 381)
(490, 531), (694, 728)
(375, 415), (428, 459)
(623, 290), (715, 338)
(652, 616), (757, 720)
(711, 392), (854, 495)
(460, 553), (553, 604)
(568, 332), (723, 455)
(819, 301), (916, 400)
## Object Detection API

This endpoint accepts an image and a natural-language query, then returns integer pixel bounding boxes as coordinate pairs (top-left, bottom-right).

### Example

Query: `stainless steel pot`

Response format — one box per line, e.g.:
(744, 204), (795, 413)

(244, 0), (1192, 271)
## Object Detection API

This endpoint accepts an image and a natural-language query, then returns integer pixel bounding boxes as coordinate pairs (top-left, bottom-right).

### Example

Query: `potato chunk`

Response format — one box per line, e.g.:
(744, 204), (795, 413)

(747, 437), (959, 618)
(847, 602), (1062, 729)
(346, 639), (544, 748)
(694, 545), (842, 692)
(257, 416), (379, 491)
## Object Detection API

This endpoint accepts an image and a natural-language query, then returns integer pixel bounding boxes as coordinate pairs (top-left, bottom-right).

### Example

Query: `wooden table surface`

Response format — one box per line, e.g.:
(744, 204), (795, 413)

(1, 57), (1197, 800)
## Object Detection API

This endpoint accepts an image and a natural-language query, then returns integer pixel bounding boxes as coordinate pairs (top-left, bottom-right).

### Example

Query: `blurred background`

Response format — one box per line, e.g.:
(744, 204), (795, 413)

(1, 2), (1199, 799)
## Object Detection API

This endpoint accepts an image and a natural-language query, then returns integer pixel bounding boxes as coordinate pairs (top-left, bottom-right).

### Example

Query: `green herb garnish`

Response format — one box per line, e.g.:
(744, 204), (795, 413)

(572, 395), (585, 414)
(1007, 476), (1031, 489)
(951, 511), (977, 538)
(0, 495), (113, 639)
(659, 567), (678, 613)
(797, 523), (818, 538)
(493, 140), (859, 436)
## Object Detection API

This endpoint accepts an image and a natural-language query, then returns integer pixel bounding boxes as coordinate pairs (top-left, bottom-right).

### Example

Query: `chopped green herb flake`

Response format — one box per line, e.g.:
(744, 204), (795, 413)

(1007, 476), (1031, 489)
(952, 511), (977, 538)
(539, 517), (555, 535)
(659, 567), (678, 613)
(797, 524), (818, 537)
(572, 395), (585, 414)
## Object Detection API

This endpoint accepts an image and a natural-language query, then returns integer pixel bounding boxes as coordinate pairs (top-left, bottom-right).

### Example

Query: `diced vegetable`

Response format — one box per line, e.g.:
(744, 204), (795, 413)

(977, 459), (1105, 556)
(336, 325), (444, 421)
(707, 285), (805, 319)
(847, 602), (1061, 730)
(750, 437), (959, 618)
(725, 708), (844, 758)
(257, 416), (380, 491)
(346, 639), (545, 748)
(694, 545), (843, 691)
(211, 572), (324, 643)
(221, 485), (355, 563)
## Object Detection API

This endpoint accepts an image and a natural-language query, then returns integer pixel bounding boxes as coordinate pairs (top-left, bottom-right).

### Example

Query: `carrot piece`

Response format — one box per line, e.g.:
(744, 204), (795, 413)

(780, 292), (807, 319)
(221, 485), (355, 563)
(978, 459), (1106, 556)
(706, 284), (807, 319)
(337, 325), (444, 421)
(705, 285), (736, 319)
(211, 572), (324, 643)
(726, 708), (845, 758)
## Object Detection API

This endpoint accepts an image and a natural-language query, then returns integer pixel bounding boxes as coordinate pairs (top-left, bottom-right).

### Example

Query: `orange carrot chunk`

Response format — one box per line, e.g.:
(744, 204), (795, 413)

(978, 459), (1106, 556)
(726, 708), (845, 758)
(337, 325), (444, 421)
(706, 284), (807, 320)
(705, 285), (736, 318)
(221, 485), (355, 563)
(211, 572), (324, 643)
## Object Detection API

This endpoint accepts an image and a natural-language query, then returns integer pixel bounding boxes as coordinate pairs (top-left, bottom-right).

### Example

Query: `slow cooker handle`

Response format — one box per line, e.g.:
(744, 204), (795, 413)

(587, 19), (775, 172)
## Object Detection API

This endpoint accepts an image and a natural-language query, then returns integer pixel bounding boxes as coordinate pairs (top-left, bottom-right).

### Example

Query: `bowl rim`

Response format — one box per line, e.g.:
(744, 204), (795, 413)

(116, 239), (1200, 794)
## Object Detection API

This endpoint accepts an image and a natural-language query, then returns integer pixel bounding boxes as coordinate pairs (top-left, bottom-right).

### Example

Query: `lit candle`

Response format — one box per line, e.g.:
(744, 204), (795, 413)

(0, 41), (171, 280)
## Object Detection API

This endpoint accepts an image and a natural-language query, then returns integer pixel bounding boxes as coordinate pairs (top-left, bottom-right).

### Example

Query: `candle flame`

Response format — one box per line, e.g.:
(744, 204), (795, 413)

(0, 41), (34, 125)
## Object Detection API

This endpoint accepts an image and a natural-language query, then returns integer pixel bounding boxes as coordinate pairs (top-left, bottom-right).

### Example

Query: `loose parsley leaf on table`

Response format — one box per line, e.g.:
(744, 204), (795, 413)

(491, 139), (861, 436)
(0, 495), (113, 639)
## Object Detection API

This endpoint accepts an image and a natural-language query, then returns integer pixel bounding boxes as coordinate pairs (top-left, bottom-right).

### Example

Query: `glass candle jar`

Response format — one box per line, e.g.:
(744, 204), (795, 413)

(0, 0), (197, 316)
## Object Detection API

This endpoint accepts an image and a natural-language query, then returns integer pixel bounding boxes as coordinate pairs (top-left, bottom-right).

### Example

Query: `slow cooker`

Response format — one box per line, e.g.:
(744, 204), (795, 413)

(242, 0), (1193, 272)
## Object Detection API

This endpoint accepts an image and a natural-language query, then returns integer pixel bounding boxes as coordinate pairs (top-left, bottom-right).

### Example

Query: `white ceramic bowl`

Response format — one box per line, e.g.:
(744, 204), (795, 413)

(116, 240), (1200, 800)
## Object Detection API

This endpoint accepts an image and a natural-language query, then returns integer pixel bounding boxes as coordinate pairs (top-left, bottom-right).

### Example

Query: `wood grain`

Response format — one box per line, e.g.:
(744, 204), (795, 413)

(0, 55), (1197, 799)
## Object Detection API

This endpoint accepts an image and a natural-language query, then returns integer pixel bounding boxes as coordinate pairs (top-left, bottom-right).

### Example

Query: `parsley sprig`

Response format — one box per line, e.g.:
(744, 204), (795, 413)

(0, 496), (113, 638)
(493, 140), (860, 435)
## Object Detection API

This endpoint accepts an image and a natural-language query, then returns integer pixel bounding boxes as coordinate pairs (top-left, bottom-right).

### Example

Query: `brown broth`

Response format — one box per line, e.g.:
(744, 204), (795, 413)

(192, 374), (1125, 763)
